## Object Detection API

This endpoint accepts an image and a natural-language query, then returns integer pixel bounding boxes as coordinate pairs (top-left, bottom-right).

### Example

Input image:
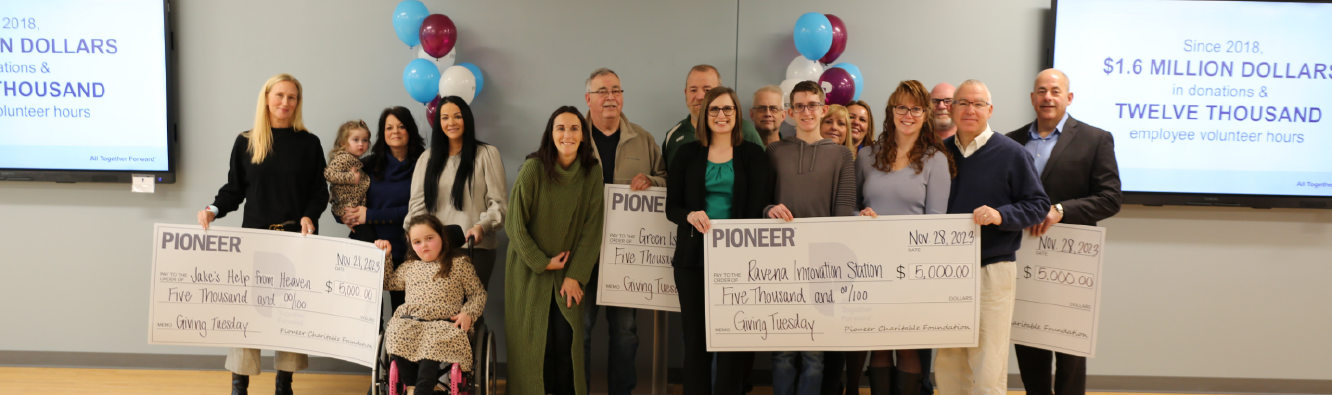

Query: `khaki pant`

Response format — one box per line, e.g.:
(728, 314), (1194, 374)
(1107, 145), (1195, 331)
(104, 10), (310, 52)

(936, 261), (1016, 395)
(224, 348), (309, 376)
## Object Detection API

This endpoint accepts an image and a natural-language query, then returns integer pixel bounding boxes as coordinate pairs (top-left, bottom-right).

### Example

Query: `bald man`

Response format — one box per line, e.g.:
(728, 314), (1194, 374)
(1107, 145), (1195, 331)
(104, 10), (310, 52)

(931, 83), (958, 139)
(936, 79), (1049, 395)
(1005, 69), (1121, 395)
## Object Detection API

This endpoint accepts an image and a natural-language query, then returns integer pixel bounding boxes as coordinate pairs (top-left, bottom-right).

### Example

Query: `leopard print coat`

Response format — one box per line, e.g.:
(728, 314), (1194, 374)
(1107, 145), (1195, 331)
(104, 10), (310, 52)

(383, 254), (487, 370)
(324, 151), (369, 217)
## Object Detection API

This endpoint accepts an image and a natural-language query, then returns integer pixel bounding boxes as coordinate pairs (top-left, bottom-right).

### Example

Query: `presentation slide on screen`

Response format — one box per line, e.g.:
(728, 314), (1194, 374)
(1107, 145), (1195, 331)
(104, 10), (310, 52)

(1054, 0), (1332, 196)
(0, 0), (168, 171)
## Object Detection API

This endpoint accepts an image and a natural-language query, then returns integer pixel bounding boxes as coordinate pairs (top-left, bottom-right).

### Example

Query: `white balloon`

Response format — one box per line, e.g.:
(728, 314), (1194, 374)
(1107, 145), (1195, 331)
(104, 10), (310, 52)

(439, 65), (477, 104)
(780, 78), (801, 126)
(418, 47), (457, 73)
(785, 56), (824, 82)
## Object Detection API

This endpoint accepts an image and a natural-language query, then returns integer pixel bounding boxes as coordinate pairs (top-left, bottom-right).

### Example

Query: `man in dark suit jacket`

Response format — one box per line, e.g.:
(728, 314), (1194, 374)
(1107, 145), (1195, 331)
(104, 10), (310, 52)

(1006, 69), (1122, 395)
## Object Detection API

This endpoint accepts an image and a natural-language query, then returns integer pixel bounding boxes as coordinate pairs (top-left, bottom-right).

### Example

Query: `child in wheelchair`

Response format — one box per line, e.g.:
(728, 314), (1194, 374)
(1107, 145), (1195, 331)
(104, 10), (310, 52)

(374, 215), (487, 395)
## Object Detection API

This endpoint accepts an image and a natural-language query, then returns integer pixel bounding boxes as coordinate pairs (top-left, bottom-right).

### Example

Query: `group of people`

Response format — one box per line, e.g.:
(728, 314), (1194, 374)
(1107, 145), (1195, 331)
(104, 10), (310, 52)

(193, 63), (1122, 395)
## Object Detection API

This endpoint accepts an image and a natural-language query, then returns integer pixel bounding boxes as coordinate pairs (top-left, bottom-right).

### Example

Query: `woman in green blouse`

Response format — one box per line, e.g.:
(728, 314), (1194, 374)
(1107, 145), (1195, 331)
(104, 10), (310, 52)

(665, 87), (774, 394)
(504, 106), (605, 395)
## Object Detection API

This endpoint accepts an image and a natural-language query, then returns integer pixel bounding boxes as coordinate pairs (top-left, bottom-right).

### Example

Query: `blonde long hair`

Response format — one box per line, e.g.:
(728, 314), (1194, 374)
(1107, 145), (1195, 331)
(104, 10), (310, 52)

(824, 104), (857, 158)
(245, 74), (308, 164)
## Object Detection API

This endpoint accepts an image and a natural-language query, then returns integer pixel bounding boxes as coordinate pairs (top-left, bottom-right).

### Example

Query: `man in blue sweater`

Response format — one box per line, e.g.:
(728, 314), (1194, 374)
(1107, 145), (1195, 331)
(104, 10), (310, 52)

(936, 79), (1050, 395)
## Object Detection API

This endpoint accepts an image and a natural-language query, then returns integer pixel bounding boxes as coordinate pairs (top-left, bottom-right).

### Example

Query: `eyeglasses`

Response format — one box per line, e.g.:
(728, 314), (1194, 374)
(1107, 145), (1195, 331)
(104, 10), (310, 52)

(893, 106), (925, 116)
(588, 89), (625, 97)
(707, 106), (737, 116)
(791, 103), (825, 113)
(930, 98), (952, 106)
(952, 100), (990, 110)
(752, 105), (783, 113)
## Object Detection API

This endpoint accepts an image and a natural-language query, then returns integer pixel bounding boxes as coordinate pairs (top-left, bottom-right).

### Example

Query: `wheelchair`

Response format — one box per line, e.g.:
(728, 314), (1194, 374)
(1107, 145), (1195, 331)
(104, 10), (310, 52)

(371, 224), (498, 395)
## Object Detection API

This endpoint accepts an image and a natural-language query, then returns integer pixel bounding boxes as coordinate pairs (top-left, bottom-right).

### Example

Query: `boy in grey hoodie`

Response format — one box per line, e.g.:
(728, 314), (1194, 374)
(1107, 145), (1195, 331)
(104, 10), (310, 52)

(763, 81), (857, 395)
(766, 81), (858, 220)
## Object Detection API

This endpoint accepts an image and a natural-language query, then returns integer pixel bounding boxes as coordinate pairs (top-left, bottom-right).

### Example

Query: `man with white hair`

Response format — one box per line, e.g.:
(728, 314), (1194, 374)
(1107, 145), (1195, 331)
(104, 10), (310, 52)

(750, 85), (786, 146)
(581, 67), (667, 395)
(936, 79), (1050, 395)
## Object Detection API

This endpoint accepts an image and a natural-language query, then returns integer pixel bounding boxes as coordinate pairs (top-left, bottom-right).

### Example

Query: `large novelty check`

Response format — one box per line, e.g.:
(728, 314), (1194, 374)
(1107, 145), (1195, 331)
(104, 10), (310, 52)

(1012, 224), (1106, 357)
(147, 223), (385, 367)
(597, 185), (680, 312)
(704, 215), (981, 352)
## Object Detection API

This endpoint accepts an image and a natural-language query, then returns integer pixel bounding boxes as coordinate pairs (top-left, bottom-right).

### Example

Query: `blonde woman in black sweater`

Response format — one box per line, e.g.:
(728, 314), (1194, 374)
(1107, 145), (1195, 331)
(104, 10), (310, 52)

(196, 73), (328, 395)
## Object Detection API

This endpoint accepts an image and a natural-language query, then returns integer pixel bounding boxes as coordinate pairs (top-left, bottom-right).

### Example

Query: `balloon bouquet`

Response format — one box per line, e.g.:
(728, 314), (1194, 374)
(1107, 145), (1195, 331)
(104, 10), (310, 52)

(394, 0), (486, 128)
(782, 13), (863, 124)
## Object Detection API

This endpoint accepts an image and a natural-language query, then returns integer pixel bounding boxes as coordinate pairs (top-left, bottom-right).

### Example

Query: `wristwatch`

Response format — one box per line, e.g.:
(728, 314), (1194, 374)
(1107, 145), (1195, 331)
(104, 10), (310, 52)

(1054, 203), (1064, 216)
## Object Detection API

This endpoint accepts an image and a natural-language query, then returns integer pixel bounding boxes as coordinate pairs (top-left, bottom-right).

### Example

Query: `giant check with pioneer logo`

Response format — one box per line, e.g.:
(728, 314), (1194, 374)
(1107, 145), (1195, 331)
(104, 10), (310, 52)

(704, 215), (981, 352)
(147, 224), (385, 367)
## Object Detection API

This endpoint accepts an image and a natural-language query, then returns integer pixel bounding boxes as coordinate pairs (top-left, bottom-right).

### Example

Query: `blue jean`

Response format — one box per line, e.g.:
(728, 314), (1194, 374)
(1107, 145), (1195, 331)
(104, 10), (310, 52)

(583, 268), (638, 395)
(771, 351), (823, 395)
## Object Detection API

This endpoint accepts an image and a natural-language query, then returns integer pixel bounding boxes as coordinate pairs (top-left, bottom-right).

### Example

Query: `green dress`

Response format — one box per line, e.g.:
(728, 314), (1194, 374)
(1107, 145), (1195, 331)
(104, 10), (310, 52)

(504, 158), (604, 395)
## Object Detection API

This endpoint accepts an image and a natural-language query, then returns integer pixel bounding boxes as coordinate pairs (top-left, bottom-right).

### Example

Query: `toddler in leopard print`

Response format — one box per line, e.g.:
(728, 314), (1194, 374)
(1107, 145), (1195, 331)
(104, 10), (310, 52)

(325, 120), (374, 237)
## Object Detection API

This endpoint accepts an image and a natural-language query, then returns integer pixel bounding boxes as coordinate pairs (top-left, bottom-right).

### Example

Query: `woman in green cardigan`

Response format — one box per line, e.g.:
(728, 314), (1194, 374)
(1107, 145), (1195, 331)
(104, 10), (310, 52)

(505, 105), (605, 395)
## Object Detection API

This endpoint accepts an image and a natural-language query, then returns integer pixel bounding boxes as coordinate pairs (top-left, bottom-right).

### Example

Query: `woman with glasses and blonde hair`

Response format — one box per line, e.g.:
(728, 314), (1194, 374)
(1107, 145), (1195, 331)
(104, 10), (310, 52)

(666, 86), (774, 395)
(854, 80), (956, 395)
(195, 73), (328, 395)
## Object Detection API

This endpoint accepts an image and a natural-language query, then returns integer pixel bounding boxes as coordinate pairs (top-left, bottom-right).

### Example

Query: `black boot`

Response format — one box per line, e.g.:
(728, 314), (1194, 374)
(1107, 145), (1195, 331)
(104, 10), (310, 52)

(231, 373), (249, 395)
(894, 370), (922, 395)
(275, 370), (294, 395)
(868, 367), (894, 395)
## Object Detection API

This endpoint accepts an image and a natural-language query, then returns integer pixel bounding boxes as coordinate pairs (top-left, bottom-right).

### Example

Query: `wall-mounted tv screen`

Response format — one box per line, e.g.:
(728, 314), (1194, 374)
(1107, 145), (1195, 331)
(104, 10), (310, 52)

(1052, 0), (1332, 208)
(1, 0), (174, 183)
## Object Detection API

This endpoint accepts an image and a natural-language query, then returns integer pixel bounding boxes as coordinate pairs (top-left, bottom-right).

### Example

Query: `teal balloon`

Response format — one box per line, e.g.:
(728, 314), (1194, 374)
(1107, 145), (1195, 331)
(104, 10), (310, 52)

(459, 62), (484, 97)
(832, 63), (864, 101)
(403, 58), (440, 104)
(793, 13), (833, 61)
(392, 0), (429, 48)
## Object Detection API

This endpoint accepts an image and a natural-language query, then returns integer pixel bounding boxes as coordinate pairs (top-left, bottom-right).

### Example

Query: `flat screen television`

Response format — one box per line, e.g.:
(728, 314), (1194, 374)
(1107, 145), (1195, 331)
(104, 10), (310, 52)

(1050, 0), (1332, 208)
(0, 0), (176, 183)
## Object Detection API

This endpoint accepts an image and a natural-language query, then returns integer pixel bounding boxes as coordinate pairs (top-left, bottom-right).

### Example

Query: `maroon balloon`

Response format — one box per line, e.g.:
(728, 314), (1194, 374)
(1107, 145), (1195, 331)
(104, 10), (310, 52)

(419, 14), (457, 59)
(819, 67), (855, 106)
(425, 95), (442, 130)
(819, 14), (847, 64)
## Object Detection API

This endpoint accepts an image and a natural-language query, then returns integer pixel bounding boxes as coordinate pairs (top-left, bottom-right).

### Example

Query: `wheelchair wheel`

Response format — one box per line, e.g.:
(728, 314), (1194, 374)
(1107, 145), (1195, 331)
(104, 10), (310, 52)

(469, 321), (497, 395)
(371, 331), (391, 395)
(481, 330), (497, 395)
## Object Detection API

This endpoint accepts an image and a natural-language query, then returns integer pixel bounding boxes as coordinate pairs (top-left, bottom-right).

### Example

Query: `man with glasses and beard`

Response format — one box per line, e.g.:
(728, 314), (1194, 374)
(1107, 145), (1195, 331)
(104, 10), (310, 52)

(931, 83), (958, 140)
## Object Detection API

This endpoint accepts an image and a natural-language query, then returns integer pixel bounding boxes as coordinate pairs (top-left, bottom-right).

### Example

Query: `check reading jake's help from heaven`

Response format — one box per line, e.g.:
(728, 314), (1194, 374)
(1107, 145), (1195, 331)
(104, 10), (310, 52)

(1012, 223), (1106, 357)
(704, 215), (981, 352)
(597, 185), (679, 312)
(147, 223), (386, 367)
